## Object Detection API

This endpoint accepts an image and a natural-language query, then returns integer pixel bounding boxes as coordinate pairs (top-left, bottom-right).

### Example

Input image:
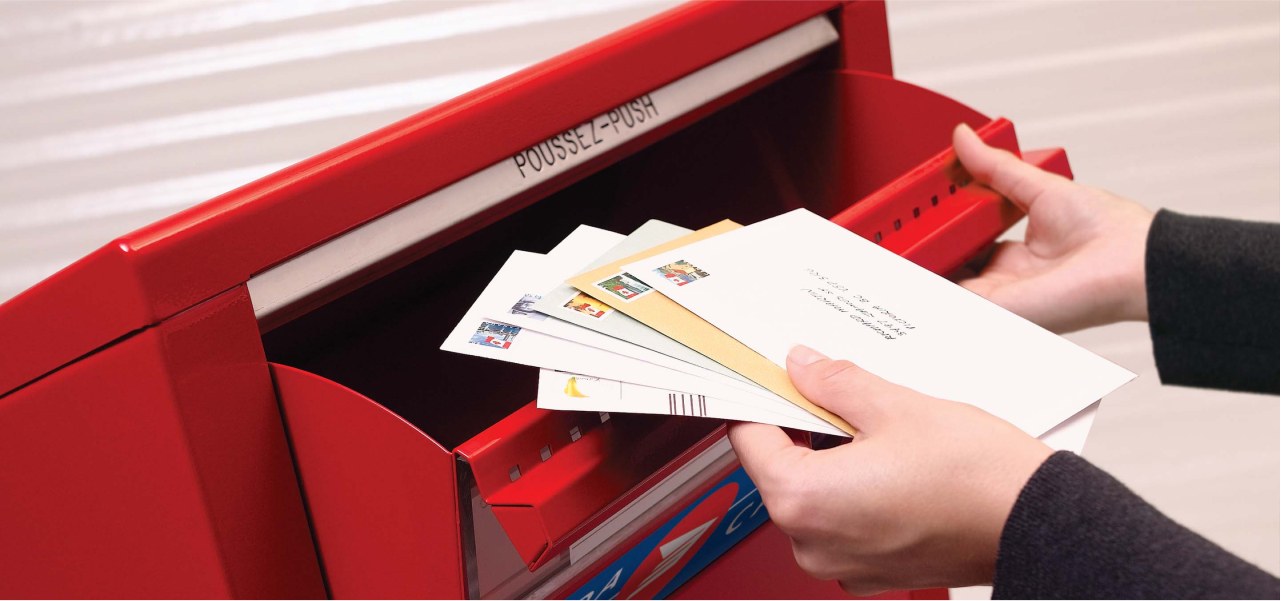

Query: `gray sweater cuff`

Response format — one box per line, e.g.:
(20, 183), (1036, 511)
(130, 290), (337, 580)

(1146, 209), (1279, 394)
(993, 451), (1279, 599)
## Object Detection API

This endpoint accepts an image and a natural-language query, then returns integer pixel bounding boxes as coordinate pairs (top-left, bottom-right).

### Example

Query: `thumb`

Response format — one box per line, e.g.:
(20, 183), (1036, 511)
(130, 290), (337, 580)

(952, 123), (1072, 213)
(786, 345), (906, 432)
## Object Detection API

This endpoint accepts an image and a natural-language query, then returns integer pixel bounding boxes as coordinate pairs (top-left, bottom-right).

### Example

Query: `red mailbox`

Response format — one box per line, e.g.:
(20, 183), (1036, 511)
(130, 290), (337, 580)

(0, 1), (1070, 598)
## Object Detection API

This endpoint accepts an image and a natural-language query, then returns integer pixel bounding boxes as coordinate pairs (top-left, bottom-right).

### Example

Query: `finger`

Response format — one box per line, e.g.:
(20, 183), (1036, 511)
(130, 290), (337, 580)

(959, 276), (1038, 325)
(961, 240), (1005, 276)
(957, 274), (997, 298)
(973, 275), (1087, 334)
(785, 345), (907, 431)
(952, 123), (1072, 212)
(727, 421), (810, 488)
(961, 273), (1041, 318)
(957, 243), (1020, 299)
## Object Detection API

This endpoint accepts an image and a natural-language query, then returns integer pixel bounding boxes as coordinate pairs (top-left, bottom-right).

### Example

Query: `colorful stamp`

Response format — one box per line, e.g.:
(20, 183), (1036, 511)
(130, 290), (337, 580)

(509, 293), (547, 321)
(595, 272), (652, 302)
(653, 259), (709, 287)
(469, 321), (521, 349)
(562, 292), (614, 319)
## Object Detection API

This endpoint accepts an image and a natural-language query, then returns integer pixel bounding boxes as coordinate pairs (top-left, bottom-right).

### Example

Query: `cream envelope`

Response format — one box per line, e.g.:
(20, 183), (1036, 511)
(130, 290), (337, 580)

(491, 252), (834, 432)
(566, 221), (858, 436)
(620, 209), (1136, 438)
(537, 369), (846, 435)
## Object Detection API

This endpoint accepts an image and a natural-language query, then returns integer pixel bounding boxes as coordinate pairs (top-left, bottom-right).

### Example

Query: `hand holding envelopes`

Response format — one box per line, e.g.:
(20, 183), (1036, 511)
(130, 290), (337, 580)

(616, 209), (1136, 437)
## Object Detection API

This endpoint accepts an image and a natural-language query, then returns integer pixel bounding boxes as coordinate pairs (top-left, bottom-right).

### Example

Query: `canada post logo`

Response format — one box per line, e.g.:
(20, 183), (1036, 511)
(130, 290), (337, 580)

(570, 468), (768, 600)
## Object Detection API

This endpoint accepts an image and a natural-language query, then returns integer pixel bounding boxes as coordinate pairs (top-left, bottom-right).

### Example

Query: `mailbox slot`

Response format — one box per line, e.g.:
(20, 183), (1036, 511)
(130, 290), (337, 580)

(260, 62), (1020, 453)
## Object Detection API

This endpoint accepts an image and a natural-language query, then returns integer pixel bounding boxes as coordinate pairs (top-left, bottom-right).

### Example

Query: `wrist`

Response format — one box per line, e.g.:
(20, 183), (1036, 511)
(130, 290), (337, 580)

(1094, 205), (1155, 325)
(966, 438), (1055, 584)
(1119, 209), (1156, 322)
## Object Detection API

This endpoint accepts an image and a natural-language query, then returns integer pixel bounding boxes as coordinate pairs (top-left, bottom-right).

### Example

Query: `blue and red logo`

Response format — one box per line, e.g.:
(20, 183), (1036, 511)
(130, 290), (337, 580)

(570, 468), (769, 600)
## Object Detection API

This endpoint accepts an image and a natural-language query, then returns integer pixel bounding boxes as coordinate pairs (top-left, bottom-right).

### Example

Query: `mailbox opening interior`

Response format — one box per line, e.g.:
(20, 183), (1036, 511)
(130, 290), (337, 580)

(261, 60), (978, 451)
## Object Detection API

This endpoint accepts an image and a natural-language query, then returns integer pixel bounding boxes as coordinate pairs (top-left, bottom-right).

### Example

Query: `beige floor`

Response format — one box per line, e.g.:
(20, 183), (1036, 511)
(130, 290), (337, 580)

(0, 0), (1276, 598)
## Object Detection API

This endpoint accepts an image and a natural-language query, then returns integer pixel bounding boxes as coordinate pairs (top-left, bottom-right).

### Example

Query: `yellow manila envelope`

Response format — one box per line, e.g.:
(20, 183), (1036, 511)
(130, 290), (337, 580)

(567, 220), (856, 436)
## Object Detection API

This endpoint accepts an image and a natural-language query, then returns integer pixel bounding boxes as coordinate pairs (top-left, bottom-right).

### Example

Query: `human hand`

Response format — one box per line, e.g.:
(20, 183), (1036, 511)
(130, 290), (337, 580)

(952, 123), (1155, 333)
(728, 345), (1053, 596)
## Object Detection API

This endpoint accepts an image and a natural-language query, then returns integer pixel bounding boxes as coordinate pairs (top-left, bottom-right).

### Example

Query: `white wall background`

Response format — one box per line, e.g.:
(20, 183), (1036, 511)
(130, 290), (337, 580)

(1, 0), (1276, 597)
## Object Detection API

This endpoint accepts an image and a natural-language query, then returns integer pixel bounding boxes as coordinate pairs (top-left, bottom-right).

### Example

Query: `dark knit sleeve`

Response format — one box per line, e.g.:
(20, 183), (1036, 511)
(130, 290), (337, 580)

(992, 451), (1279, 599)
(1146, 210), (1279, 394)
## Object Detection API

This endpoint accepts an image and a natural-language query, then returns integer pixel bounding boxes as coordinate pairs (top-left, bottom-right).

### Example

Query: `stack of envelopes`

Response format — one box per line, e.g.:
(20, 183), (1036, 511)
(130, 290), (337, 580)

(442, 209), (1134, 442)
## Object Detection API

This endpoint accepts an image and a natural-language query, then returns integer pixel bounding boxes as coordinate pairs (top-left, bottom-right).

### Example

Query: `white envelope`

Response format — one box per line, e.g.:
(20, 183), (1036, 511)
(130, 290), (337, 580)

(622, 209), (1135, 438)
(536, 369), (846, 434)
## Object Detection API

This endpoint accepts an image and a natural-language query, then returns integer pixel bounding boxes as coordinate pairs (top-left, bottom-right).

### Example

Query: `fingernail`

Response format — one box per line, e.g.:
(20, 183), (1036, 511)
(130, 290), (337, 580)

(955, 122), (976, 137)
(787, 345), (827, 366)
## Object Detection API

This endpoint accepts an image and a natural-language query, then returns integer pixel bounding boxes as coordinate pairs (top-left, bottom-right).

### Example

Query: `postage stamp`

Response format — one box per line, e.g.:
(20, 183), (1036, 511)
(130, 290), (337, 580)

(594, 272), (653, 302)
(653, 259), (710, 287)
(562, 291), (614, 319)
(509, 293), (547, 321)
(469, 321), (522, 349)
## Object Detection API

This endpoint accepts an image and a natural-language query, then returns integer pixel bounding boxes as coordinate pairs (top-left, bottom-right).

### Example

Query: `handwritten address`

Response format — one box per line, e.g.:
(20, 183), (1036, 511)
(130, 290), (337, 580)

(800, 268), (916, 340)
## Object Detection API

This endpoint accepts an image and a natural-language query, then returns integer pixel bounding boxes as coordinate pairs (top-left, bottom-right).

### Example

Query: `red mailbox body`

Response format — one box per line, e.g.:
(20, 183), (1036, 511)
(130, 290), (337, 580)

(0, 1), (1069, 598)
